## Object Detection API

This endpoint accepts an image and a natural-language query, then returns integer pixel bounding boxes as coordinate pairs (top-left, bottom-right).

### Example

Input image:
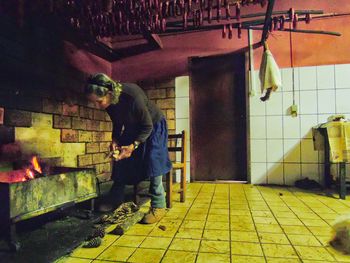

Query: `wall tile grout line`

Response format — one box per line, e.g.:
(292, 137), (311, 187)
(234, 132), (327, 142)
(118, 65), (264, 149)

(315, 65), (321, 184)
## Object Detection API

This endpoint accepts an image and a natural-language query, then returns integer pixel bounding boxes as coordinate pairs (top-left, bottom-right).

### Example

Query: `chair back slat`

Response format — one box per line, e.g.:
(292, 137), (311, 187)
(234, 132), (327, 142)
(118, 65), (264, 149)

(166, 130), (187, 208)
(168, 130), (186, 163)
(168, 134), (183, 139)
(168, 147), (182, 152)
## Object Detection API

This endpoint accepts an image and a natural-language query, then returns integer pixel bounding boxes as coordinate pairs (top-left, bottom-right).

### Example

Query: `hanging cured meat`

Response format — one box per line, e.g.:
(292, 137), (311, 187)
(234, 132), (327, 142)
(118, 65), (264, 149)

(228, 23), (232, 39)
(293, 13), (298, 29)
(222, 24), (226, 38)
(216, 0), (221, 22)
(237, 23), (242, 38)
(54, 0), (272, 39)
(305, 13), (311, 24)
(235, 2), (240, 21)
(279, 15), (285, 30)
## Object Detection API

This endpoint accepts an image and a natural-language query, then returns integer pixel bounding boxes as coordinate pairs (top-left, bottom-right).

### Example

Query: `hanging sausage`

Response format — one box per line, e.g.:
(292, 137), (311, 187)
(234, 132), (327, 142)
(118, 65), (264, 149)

(222, 24), (226, 38)
(235, 2), (240, 21)
(125, 19), (130, 34)
(237, 22), (242, 38)
(155, 13), (160, 31)
(183, 10), (188, 29)
(216, 0), (221, 22)
(305, 13), (311, 24)
(188, 0), (192, 11)
(196, 9), (203, 26)
(172, 0), (177, 17)
(279, 15), (285, 30)
(228, 23), (232, 39)
(224, 0), (230, 20)
(199, 0), (204, 10)
(288, 8), (294, 20)
(159, 2), (163, 16)
(273, 16), (278, 30)
(161, 17), (166, 31)
(293, 13), (298, 29)
(260, 0), (267, 7)
(154, 0), (159, 11)
(176, 0), (181, 16)
(208, 0), (213, 24)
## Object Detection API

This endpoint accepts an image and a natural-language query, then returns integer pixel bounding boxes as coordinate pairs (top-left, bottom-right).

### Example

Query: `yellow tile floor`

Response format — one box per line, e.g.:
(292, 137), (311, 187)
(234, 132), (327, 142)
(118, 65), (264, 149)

(56, 183), (350, 263)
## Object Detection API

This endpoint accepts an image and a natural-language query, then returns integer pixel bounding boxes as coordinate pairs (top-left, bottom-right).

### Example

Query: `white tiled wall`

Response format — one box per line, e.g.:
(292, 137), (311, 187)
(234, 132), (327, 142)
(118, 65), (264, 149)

(250, 64), (350, 185)
(174, 64), (350, 185)
(175, 76), (191, 182)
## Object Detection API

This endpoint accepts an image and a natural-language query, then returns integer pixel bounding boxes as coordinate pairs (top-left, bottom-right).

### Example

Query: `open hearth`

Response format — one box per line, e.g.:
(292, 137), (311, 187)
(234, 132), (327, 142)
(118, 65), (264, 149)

(0, 165), (97, 251)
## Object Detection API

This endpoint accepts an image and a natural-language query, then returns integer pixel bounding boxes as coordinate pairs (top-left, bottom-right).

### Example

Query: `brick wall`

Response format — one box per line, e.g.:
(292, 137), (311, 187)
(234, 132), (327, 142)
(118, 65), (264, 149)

(0, 94), (113, 182)
(0, 78), (176, 182)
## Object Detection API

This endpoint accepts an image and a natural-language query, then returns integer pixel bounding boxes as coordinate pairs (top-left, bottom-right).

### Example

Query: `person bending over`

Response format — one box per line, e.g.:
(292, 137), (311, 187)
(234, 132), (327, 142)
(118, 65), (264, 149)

(85, 73), (172, 224)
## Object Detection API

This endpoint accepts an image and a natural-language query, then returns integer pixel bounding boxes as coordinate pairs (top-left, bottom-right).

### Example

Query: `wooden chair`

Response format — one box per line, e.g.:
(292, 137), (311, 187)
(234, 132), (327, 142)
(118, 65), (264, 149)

(166, 130), (187, 208)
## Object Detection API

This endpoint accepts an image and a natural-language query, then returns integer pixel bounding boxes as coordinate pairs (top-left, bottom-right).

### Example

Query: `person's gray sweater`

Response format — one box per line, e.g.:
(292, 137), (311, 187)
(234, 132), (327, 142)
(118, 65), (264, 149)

(106, 83), (164, 145)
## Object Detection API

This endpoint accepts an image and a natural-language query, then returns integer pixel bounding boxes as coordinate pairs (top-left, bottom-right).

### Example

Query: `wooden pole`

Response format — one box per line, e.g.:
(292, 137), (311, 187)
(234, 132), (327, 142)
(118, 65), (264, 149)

(250, 26), (341, 37)
(167, 10), (324, 27)
(160, 12), (349, 36)
(261, 0), (276, 43)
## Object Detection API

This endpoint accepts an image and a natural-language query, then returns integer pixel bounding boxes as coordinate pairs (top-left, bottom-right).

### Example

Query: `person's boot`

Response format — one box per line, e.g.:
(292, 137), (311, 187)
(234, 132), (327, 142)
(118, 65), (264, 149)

(141, 207), (166, 224)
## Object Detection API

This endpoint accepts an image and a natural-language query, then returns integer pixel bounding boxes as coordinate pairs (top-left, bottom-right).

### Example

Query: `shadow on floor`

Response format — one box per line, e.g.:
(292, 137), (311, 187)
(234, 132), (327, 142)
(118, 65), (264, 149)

(0, 203), (100, 263)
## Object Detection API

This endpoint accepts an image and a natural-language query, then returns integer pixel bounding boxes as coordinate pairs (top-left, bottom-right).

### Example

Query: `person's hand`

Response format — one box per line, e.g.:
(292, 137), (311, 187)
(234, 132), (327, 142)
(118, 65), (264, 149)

(114, 144), (135, 161)
(110, 141), (118, 151)
(108, 141), (121, 160)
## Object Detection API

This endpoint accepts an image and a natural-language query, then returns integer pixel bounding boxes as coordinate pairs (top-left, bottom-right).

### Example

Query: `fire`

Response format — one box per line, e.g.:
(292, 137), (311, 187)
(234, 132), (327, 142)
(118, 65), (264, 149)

(31, 156), (42, 174)
(23, 156), (43, 181)
(0, 156), (44, 183)
(25, 168), (35, 180)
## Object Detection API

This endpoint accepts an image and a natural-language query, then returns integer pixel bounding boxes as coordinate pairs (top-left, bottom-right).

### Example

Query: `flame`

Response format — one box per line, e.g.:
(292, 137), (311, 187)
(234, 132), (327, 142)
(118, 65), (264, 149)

(31, 156), (42, 174)
(25, 168), (35, 179)
(21, 156), (42, 181)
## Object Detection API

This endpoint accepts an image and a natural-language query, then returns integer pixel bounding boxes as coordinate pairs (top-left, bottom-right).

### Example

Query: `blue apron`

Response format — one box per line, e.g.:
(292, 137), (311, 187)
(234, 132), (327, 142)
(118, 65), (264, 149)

(112, 117), (172, 185)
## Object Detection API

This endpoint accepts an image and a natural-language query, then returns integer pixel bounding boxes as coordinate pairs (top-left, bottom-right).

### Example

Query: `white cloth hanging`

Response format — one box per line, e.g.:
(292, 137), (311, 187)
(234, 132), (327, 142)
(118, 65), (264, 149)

(259, 48), (282, 94)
